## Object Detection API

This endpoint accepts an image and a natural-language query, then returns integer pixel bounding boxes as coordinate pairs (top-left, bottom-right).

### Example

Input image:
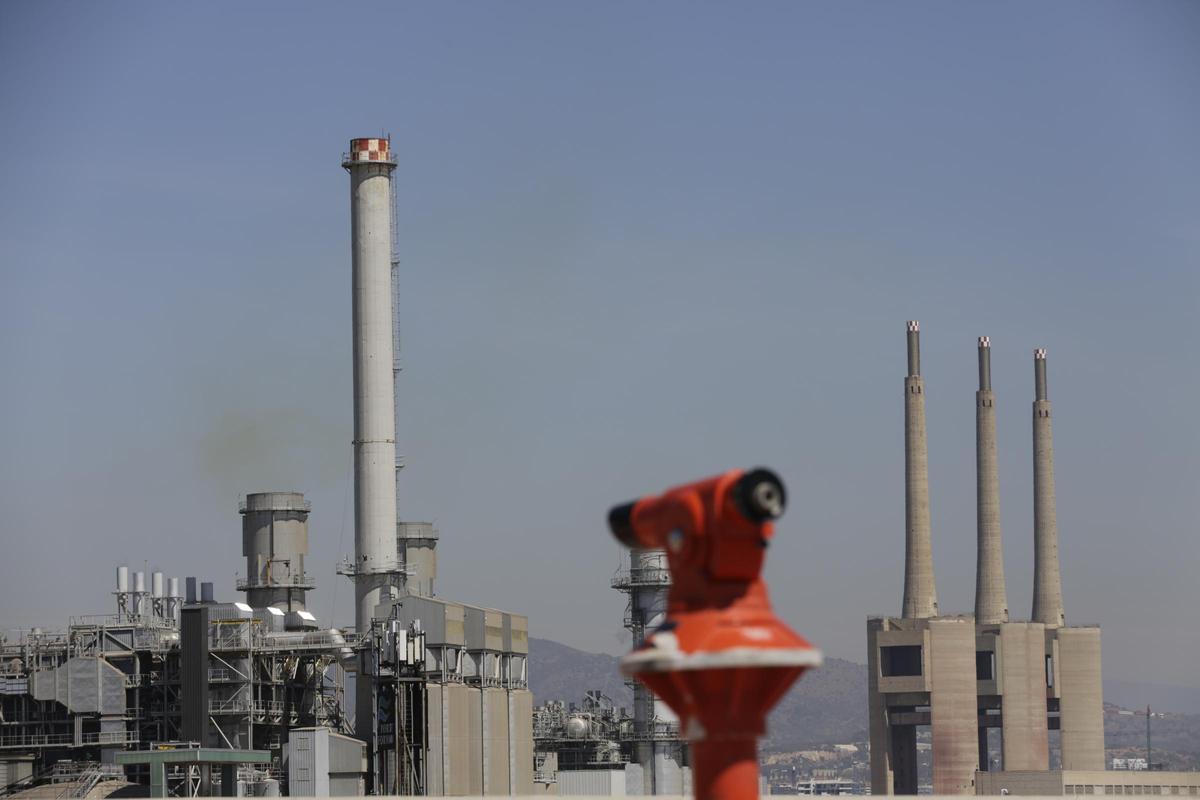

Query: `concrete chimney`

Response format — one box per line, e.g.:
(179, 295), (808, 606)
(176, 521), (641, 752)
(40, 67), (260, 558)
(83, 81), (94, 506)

(343, 137), (403, 739)
(902, 321), (938, 618)
(974, 337), (1008, 623)
(1032, 348), (1065, 627)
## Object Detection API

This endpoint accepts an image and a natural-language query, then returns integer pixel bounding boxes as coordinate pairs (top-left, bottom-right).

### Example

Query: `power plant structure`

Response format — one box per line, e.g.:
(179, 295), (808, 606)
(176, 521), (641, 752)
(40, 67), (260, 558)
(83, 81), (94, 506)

(529, 550), (689, 796)
(0, 137), (532, 798)
(868, 323), (1105, 795)
(611, 549), (688, 794)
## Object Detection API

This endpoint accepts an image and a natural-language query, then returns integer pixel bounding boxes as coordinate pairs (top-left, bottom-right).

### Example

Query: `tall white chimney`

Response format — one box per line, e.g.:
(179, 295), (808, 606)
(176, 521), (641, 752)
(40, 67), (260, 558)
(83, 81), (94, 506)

(343, 137), (402, 740)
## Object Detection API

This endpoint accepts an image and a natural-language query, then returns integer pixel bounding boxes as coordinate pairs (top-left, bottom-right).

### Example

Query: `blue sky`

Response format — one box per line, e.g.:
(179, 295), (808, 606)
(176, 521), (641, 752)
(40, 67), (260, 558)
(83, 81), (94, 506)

(1, 1), (1197, 686)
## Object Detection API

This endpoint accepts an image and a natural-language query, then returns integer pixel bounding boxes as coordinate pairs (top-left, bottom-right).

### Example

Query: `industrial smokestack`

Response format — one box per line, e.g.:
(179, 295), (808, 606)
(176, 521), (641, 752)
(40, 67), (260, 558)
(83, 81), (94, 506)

(902, 321), (938, 618)
(185, 577), (197, 605)
(200, 582), (215, 604)
(974, 337), (1008, 624)
(343, 137), (403, 739)
(1032, 348), (1065, 627)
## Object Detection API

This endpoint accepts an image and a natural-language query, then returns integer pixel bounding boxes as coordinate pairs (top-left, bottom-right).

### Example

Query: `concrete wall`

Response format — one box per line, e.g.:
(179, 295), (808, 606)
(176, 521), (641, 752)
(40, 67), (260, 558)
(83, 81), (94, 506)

(483, 688), (510, 794)
(998, 623), (1049, 771)
(426, 683), (445, 796)
(509, 689), (535, 796)
(929, 619), (979, 795)
(1056, 628), (1104, 770)
(976, 769), (1200, 795)
(441, 683), (479, 795)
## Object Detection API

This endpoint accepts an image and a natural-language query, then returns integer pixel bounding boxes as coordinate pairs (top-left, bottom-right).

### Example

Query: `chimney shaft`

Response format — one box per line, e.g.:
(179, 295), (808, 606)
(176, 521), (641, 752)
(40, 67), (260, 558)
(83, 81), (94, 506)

(974, 337), (1008, 623)
(1032, 348), (1065, 626)
(902, 321), (938, 618)
(344, 137), (403, 745)
(907, 322), (921, 377)
(185, 577), (197, 605)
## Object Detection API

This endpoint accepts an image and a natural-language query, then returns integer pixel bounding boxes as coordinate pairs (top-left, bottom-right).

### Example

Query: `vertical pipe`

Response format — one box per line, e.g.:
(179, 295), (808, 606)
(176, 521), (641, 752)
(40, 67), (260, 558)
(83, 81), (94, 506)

(1031, 348), (1065, 627)
(975, 336), (1008, 623)
(902, 321), (938, 618)
(168, 577), (181, 621)
(344, 137), (402, 751)
(134, 571), (146, 617)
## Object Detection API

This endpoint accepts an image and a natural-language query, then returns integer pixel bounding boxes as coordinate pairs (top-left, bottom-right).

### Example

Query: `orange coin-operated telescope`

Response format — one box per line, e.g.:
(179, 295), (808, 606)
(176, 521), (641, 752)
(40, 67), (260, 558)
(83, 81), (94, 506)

(608, 468), (821, 800)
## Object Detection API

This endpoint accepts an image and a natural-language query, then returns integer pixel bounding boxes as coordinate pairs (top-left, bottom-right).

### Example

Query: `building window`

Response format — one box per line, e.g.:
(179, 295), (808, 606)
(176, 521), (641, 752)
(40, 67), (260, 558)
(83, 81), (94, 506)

(1046, 654), (1055, 687)
(881, 645), (923, 677)
(976, 651), (995, 680)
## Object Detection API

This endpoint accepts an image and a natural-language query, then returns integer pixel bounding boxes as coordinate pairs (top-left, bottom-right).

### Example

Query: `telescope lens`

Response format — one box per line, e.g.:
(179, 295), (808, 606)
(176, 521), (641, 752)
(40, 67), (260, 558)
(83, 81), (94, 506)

(733, 468), (787, 522)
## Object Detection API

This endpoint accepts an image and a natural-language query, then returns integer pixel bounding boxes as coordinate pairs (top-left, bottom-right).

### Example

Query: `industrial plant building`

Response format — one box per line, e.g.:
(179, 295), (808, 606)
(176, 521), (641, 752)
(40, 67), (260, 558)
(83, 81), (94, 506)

(0, 138), (532, 797)
(868, 323), (1106, 795)
(531, 548), (689, 796)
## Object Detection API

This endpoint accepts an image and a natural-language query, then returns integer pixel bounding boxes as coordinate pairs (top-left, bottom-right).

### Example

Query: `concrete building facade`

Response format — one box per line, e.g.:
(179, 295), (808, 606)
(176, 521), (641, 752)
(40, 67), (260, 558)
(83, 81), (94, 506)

(868, 328), (1105, 795)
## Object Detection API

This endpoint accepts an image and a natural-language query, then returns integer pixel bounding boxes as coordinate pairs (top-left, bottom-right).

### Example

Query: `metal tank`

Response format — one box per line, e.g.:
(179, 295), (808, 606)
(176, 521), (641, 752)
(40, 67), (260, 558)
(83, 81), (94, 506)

(237, 491), (314, 612)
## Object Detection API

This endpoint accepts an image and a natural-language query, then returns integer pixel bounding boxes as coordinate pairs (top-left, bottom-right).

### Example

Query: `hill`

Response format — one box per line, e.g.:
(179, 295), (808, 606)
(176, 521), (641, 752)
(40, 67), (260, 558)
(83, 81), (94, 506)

(528, 637), (1200, 764)
(528, 637), (867, 750)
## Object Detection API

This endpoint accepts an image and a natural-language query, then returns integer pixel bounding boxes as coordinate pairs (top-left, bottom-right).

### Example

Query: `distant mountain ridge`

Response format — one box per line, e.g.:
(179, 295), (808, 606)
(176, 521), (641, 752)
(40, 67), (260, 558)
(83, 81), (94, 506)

(528, 637), (868, 751)
(529, 637), (1200, 760)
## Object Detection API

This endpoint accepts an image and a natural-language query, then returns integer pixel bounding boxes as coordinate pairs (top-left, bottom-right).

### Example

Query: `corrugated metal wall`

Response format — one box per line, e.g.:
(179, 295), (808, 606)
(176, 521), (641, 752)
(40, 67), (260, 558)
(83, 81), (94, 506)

(557, 769), (627, 796)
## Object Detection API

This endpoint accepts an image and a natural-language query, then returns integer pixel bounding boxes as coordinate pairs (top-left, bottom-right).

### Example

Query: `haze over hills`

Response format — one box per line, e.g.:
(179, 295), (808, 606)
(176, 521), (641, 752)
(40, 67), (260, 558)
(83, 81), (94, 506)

(529, 637), (1200, 762)
(529, 637), (867, 750)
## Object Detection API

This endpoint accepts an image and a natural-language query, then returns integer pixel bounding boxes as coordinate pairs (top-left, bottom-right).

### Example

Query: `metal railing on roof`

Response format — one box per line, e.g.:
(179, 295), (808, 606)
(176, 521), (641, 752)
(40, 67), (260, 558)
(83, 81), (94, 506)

(611, 567), (671, 590)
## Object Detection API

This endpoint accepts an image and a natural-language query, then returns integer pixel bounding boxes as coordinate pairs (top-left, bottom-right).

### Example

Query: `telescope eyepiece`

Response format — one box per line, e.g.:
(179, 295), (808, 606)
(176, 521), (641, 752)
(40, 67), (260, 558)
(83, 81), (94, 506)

(608, 502), (640, 548)
(733, 468), (787, 522)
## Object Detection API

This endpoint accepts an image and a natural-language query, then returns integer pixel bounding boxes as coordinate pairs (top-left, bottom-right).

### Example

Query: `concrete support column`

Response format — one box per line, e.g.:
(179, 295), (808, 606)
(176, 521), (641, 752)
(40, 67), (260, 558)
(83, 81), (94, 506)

(1058, 627), (1105, 770)
(998, 623), (1049, 770)
(929, 619), (979, 795)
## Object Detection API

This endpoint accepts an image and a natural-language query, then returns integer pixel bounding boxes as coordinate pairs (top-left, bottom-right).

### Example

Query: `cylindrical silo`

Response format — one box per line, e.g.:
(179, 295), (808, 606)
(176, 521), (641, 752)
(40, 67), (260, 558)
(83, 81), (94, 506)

(116, 566), (129, 594)
(239, 491), (313, 611)
(343, 137), (403, 745)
